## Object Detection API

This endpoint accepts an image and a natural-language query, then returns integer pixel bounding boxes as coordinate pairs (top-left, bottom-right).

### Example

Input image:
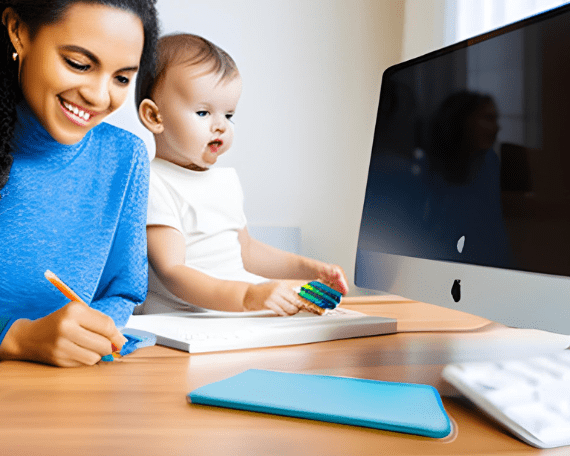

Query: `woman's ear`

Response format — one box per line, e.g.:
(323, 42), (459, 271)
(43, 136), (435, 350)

(2, 7), (28, 57)
(138, 98), (164, 134)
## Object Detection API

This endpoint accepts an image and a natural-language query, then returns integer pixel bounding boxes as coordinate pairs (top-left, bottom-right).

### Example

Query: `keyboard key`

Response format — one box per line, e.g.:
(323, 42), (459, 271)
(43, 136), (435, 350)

(553, 350), (570, 367)
(482, 384), (537, 409)
(497, 360), (551, 386)
(526, 358), (570, 380)
(503, 402), (562, 436)
(466, 366), (528, 391)
(537, 381), (570, 419)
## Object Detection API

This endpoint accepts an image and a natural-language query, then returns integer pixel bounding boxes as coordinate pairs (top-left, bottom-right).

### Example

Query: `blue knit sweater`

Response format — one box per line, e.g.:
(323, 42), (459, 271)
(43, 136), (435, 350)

(0, 102), (149, 345)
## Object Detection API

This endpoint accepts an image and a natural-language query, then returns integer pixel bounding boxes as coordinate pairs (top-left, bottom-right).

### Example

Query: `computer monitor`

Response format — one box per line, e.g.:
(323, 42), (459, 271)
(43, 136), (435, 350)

(355, 3), (570, 335)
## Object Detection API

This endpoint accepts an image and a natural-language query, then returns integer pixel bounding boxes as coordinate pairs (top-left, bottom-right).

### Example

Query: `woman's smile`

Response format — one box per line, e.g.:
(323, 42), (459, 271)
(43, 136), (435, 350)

(58, 96), (98, 126)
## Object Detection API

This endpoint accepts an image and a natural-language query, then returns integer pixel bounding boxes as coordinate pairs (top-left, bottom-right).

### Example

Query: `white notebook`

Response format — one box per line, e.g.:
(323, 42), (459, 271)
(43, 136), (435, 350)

(124, 307), (397, 353)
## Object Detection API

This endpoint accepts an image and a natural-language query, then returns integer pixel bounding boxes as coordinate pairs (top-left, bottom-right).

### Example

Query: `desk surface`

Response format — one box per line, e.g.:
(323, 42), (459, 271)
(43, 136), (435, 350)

(1, 296), (569, 456)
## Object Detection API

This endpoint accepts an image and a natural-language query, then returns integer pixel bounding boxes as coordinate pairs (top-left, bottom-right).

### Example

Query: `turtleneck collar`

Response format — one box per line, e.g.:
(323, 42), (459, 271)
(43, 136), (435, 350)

(11, 100), (92, 162)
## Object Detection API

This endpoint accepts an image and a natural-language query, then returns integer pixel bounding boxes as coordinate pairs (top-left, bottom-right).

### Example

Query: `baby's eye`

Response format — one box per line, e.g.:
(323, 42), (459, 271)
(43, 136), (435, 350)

(226, 114), (234, 123)
(196, 111), (209, 117)
(65, 57), (90, 72)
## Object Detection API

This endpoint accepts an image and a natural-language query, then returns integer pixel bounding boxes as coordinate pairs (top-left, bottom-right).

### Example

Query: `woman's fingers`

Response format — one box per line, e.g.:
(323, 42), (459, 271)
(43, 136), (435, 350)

(17, 301), (127, 367)
(48, 336), (105, 367)
(72, 324), (119, 357)
(70, 301), (127, 351)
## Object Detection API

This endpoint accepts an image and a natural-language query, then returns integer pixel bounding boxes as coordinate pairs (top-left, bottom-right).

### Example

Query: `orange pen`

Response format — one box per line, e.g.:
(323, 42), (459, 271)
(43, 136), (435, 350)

(44, 269), (85, 304)
(44, 269), (119, 352)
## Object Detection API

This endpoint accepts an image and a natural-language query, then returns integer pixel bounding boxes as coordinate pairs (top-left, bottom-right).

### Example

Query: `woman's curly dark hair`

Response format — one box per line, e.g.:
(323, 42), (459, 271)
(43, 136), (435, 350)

(0, 0), (160, 194)
(429, 91), (494, 184)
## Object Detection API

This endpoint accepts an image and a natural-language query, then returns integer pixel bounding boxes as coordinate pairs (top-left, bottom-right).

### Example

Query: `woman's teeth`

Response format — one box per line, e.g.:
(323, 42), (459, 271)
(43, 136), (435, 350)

(62, 101), (91, 121)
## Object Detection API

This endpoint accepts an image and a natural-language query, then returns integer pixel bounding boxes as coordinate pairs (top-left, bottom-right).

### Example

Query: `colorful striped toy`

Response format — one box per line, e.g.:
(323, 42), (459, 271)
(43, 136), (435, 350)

(297, 281), (342, 315)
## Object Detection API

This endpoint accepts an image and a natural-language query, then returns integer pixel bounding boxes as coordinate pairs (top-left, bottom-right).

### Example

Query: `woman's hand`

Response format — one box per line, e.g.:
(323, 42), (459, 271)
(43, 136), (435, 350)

(317, 264), (350, 295)
(243, 281), (304, 316)
(0, 301), (127, 367)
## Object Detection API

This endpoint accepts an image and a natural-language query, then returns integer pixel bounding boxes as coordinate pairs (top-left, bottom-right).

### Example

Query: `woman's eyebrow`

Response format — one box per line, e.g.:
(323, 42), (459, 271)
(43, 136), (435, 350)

(59, 45), (139, 72)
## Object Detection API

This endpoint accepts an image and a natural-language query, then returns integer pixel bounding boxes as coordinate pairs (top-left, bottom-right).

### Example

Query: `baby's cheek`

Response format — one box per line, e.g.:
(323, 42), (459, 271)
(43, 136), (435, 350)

(223, 135), (234, 152)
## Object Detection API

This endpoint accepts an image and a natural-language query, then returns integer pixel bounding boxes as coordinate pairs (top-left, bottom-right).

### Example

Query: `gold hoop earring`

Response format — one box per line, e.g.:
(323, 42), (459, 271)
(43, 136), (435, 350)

(12, 52), (18, 61)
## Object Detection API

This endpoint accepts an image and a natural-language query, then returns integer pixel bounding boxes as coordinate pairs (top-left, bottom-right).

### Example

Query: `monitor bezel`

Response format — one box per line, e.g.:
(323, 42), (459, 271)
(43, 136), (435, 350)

(355, 2), (570, 335)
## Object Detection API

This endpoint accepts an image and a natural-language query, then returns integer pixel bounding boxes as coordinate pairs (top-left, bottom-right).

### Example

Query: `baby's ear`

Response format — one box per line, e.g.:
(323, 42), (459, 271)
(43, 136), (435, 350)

(138, 98), (164, 134)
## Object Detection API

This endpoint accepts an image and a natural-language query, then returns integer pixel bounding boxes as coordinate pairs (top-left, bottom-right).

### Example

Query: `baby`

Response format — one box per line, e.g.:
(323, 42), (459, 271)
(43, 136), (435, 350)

(136, 33), (348, 316)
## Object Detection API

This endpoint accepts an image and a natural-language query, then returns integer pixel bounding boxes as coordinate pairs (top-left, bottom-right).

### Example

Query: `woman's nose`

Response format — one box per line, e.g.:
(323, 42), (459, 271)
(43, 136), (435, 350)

(79, 76), (111, 109)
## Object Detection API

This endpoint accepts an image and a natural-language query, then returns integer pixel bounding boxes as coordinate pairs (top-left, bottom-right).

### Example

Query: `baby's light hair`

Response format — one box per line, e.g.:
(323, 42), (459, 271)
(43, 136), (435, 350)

(136, 33), (239, 106)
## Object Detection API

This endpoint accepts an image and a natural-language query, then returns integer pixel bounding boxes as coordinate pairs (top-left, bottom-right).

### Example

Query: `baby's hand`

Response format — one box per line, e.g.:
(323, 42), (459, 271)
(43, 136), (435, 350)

(318, 264), (349, 295)
(243, 281), (303, 316)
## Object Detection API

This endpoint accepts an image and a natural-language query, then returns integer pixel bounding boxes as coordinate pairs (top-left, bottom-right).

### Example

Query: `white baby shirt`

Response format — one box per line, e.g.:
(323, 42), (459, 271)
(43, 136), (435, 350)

(142, 158), (266, 313)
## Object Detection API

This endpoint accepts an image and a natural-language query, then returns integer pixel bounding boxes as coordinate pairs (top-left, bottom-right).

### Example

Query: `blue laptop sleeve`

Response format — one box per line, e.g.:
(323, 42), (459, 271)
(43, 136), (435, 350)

(187, 369), (452, 438)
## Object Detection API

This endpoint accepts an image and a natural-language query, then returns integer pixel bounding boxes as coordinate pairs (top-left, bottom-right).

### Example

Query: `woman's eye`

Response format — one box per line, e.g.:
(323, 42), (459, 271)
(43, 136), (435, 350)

(115, 75), (130, 86)
(65, 57), (90, 72)
(196, 111), (208, 117)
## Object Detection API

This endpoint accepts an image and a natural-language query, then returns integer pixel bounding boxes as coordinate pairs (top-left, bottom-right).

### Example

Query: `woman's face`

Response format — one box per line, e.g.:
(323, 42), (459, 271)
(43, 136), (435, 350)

(464, 100), (500, 154)
(14, 3), (144, 144)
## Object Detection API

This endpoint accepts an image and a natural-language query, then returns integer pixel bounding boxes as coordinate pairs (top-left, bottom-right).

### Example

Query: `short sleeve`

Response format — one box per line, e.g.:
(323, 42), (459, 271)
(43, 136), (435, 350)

(146, 168), (184, 234)
(233, 171), (247, 228)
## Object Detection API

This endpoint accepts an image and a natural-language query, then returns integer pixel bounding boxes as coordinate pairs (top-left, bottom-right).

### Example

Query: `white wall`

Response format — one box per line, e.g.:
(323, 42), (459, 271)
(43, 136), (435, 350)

(402, 0), (449, 60)
(107, 0), (405, 290)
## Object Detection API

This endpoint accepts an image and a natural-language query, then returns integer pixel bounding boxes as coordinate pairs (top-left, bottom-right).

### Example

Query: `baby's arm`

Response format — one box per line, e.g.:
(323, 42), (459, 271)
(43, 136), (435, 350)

(238, 227), (349, 295)
(147, 225), (303, 315)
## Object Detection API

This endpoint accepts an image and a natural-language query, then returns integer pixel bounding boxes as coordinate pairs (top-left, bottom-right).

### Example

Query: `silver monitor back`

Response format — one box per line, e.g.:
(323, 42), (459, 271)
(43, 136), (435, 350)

(355, 3), (570, 335)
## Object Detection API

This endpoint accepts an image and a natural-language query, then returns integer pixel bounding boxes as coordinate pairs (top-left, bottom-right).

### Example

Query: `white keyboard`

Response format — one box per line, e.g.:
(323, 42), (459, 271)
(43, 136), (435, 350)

(442, 350), (570, 449)
(125, 307), (396, 353)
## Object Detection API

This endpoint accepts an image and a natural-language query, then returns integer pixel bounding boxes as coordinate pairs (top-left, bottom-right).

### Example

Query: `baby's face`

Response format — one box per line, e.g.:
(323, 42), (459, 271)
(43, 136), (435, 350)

(154, 64), (242, 170)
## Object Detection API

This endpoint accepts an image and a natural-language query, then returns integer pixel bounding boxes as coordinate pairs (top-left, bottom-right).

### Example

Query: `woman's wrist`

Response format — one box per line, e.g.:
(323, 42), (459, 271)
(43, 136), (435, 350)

(0, 318), (30, 361)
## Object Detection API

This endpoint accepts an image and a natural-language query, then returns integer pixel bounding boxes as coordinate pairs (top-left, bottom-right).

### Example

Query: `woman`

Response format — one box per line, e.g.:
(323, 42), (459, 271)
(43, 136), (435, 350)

(426, 91), (512, 268)
(0, 0), (159, 367)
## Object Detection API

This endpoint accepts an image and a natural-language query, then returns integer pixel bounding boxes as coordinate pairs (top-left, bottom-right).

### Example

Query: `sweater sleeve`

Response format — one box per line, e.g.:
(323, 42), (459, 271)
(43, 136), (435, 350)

(89, 142), (150, 328)
(0, 317), (16, 346)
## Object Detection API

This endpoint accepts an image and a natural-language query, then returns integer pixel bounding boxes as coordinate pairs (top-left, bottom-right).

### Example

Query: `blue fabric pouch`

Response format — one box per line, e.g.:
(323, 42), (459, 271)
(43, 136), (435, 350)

(187, 369), (452, 438)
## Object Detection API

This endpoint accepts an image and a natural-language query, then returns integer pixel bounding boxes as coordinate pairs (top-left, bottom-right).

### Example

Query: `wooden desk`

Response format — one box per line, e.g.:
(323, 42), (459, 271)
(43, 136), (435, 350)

(1, 297), (568, 456)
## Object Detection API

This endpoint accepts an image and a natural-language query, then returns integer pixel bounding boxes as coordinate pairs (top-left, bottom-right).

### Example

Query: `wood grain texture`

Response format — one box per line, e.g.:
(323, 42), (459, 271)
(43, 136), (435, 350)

(0, 298), (561, 455)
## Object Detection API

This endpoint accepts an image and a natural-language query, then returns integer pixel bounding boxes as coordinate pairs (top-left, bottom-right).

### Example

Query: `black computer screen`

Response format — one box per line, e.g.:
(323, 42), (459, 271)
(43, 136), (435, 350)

(358, 4), (570, 278)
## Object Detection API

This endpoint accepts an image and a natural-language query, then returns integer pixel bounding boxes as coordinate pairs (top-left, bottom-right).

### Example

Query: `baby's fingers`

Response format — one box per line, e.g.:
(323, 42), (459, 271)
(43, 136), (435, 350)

(268, 288), (302, 316)
(321, 265), (349, 295)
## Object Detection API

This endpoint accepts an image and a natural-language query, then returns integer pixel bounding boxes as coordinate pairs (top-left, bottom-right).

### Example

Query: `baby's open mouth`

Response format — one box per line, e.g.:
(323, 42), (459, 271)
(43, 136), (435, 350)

(208, 140), (223, 153)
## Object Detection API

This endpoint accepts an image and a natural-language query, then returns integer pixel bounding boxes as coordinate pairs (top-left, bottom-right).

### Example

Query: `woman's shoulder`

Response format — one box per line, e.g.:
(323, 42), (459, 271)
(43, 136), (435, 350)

(91, 123), (149, 163)
(89, 122), (144, 154)
(94, 122), (145, 147)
